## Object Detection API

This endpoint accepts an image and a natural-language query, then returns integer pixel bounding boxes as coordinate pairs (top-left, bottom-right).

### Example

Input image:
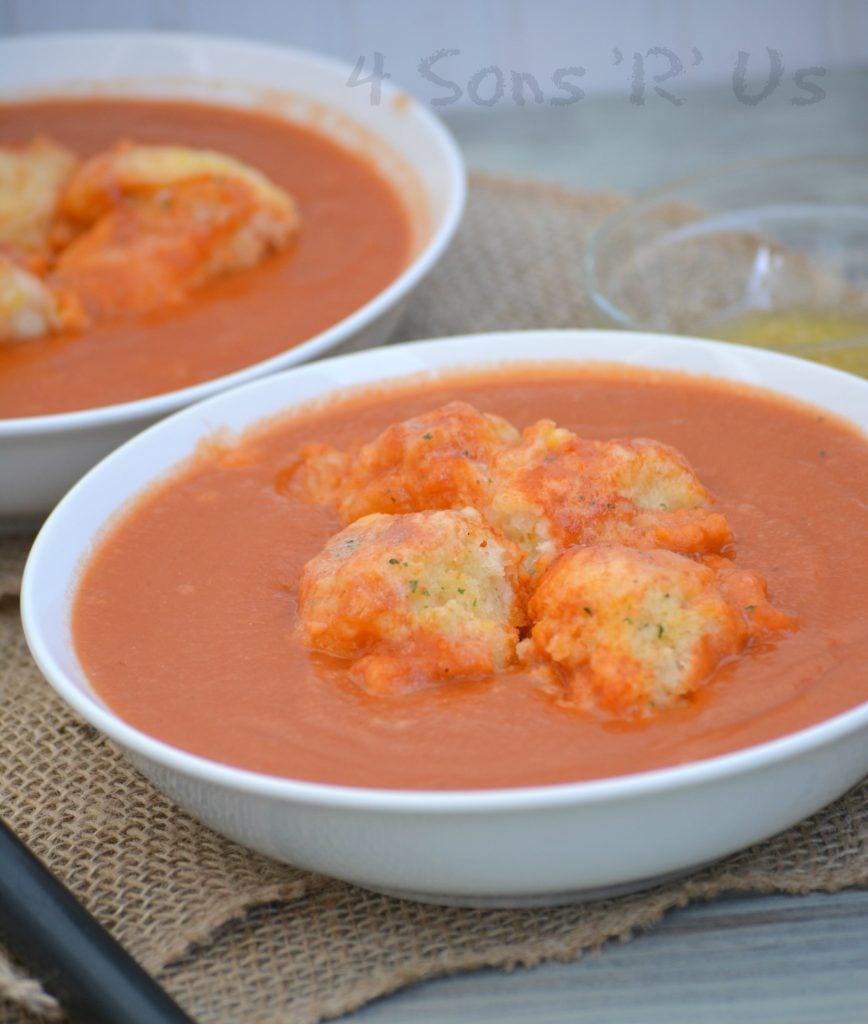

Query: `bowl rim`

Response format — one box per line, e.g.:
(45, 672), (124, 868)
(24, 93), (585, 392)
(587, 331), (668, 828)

(0, 29), (467, 435)
(19, 328), (868, 814)
(584, 152), (868, 332)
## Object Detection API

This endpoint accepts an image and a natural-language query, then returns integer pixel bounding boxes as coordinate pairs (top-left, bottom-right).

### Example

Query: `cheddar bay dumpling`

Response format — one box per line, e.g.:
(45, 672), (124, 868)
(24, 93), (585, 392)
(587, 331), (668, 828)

(0, 136), (77, 259)
(54, 142), (300, 317)
(299, 401), (521, 523)
(0, 255), (84, 342)
(522, 545), (793, 717)
(297, 508), (528, 695)
(487, 421), (733, 576)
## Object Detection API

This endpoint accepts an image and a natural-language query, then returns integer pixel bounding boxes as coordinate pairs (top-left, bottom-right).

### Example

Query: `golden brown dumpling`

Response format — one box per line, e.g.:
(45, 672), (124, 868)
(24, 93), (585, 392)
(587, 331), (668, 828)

(488, 421), (732, 575)
(298, 507), (528, 694)
(521, 545), (793, 717)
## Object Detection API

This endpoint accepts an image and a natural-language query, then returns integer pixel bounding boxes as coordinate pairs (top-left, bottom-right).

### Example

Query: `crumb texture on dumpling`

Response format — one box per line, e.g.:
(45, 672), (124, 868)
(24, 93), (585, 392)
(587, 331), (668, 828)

(520, 546), (748, 716)
(297, 508), (528, 695)
(0, 137), (77, 260)
(298, 401), (521, 523)
(487, 422), (732, 576)
(0, 255), (84, 342)
(521, 545), (796, 717)
(294, 400), (795, 712)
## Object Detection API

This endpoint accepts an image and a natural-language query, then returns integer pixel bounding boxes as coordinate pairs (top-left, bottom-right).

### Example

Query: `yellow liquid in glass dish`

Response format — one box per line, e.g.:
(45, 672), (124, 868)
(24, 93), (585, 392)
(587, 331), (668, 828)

(709, 310), (868, 376)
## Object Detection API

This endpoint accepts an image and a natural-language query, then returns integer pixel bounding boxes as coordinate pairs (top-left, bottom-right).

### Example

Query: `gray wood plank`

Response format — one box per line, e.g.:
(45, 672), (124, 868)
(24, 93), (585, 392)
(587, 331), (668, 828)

(347, 890), (868, 1022)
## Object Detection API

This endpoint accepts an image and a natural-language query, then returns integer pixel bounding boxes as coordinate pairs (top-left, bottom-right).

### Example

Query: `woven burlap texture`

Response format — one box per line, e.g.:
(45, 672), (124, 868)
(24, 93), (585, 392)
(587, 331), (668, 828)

(1, 176), (866, 1024)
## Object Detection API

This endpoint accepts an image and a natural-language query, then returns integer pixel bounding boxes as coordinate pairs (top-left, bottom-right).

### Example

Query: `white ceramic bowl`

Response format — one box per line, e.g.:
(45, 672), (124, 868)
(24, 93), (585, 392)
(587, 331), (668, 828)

(0, 31), (465, 530)
(21, 331), (868, 907)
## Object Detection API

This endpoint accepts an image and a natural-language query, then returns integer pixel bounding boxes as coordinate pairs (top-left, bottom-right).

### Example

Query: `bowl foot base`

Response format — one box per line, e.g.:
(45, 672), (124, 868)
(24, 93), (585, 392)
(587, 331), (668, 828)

(364, 863), (707, 908)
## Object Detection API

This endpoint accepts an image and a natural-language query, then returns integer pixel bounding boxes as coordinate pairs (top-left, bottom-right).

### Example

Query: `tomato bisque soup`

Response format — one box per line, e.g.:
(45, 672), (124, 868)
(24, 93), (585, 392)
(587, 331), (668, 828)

(72, 366), (868, 790)
(0, 98), (411, 417)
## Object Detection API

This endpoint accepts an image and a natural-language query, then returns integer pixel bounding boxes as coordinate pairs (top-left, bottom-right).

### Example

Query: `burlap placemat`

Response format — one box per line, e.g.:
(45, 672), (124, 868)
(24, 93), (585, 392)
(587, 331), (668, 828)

(1, 176), (866, 1024)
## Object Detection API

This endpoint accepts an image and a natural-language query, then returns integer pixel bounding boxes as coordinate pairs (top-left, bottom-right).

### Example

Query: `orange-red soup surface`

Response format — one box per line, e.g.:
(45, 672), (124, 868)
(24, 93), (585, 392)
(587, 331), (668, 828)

(73, 367), (868, 790)
(0, 99), (410, 417)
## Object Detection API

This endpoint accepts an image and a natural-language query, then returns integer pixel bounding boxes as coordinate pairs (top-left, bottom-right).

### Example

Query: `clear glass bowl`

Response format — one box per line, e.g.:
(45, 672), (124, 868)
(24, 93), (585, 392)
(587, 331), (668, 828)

(585, 156), (868, 376)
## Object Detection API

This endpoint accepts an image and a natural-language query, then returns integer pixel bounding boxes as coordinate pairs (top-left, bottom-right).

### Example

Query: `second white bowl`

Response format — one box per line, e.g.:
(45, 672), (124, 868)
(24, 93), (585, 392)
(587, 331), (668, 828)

(0, 31), (465, 529)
